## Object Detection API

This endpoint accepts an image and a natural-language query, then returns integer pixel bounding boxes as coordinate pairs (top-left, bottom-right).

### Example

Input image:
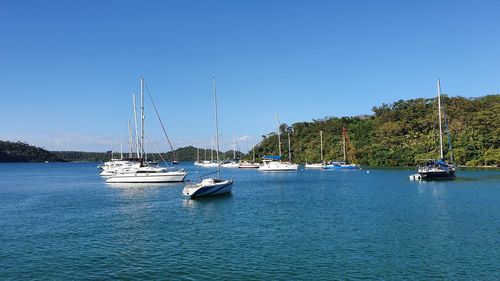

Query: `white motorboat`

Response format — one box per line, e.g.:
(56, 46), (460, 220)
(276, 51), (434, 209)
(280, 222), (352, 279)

(258, 156), (298, 171)
(183, 77), (232, 198)
(106, 78), (187, 183)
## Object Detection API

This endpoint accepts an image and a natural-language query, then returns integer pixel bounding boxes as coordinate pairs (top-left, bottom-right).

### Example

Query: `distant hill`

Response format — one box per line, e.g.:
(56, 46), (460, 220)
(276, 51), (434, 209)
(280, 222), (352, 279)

(52, 146), (245, 163)
(0, 141), (64, 162)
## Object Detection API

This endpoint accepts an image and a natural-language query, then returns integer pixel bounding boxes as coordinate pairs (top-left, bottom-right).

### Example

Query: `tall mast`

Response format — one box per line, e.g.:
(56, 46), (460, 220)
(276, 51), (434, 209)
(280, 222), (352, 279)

(437, 79), (444, 160)
(120, 135), (123, 159)
(133, 93), (140, 158)
(233, 134), (236, 159)
(210, 136), (214, 162)
(276, 113), (282, 158)
(213, 77), (221, 178)
(140, 78), (145, 162)
(128, 121), (133, 158)
(287, 130), (291, 162)
(197, 147), (200, 162)
(252, 146), (255, 162)
(320, 130), (323, 162)
(342, 127), (346, 163)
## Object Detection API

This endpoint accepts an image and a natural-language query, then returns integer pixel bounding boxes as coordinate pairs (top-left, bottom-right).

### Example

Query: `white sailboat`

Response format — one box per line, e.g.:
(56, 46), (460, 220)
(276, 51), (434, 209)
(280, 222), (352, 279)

(99, 96), (143, 176)
(106, 78), (187, 183)
(258, 114), (298, 171)
(197, 137), (219, 168)
(221, 134), (240, 168)
(305, 130), (325, 168)
(183, 77), (233, 198)
(239, 145), (260, 168)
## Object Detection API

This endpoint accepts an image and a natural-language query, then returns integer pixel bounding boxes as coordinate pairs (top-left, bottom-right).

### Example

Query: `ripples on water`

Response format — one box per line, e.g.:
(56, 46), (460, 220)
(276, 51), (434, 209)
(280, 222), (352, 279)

(0, 163), (499, 280)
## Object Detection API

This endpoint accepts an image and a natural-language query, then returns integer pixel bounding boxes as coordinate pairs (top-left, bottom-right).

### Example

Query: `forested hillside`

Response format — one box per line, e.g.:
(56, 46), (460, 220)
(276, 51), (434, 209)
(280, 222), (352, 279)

(0, 141), (63, 162)
(253, 95), (499, 166)
(2, 95), (498, 166)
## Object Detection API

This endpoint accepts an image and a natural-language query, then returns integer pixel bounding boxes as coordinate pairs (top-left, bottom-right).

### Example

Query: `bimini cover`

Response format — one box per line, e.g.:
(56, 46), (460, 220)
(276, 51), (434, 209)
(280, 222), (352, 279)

(263, 155), (281, 160)
(436, 159), (448, 166)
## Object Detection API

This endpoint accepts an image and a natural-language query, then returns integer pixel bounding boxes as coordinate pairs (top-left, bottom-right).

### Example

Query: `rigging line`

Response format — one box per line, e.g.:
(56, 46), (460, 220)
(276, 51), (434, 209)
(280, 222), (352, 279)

(143, 83), (176, 158)
(145, 132), (168, 165)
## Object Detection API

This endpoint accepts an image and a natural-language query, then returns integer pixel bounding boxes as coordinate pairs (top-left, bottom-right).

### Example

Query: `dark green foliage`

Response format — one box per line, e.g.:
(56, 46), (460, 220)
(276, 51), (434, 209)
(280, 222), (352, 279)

(2, 95), (498, 166)
(53, 151), (112, 162)
(152, 146), (245, 163)
(0, 141), (64, 162)
(254, 95), (500, 167)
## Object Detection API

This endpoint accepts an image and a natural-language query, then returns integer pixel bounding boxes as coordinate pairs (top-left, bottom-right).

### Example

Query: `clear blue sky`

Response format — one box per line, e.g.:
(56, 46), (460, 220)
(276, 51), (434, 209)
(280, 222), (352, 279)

(1, 0), (499, 152)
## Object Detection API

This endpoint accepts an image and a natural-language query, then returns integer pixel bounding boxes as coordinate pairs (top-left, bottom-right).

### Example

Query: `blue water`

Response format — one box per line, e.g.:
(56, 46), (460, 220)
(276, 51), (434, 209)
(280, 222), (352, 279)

(1, 163), (499, 280)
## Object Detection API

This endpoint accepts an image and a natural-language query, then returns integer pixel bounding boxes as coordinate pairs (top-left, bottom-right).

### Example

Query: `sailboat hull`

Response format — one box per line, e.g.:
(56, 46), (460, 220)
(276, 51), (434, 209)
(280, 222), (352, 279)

(258, 162), (298, 171)
(419, 170), (455, 180)
(183, 179), (233, 198)
(304, 163), (325, 169)
(106, 171), (187, 183)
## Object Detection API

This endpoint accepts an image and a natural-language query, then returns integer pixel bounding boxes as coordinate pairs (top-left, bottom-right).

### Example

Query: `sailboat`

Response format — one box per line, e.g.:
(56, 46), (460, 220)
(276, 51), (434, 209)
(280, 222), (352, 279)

(239, 145), (260, 168)
(221, 134), (240, 168)
(324, 127), (360, 169)
(194, 147), (203, 166)
(198, 137), (219, 168)
(305, 130), (325, 168)
(258, 114), (299, 171)
(106, 78), (188, 183)
(411, 80), (456, 180)
(183, 77), (233, 198)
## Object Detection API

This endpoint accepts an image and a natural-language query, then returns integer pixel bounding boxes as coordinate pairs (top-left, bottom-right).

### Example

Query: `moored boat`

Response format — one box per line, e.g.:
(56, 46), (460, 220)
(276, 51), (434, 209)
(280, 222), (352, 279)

(413, 80), (456, 181)
(105, 78), (187, 183)
(183, 77), (233, 198)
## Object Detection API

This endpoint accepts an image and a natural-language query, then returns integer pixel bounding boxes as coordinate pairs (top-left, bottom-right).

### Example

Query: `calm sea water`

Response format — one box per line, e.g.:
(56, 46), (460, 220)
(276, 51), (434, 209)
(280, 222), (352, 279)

(0, 163), (499, 280)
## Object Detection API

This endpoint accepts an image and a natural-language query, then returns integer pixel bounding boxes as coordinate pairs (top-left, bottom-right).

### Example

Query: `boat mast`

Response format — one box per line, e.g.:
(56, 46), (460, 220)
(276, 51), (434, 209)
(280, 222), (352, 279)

(197, 147), (200, 162)
(252, 146), (255, 162)
(210, 136), (214, 162)
(287, 130), (291, 162)
(276, 113), (282, 158)
(213, 77), (221, 179)
(128, 121), (133, 158)
(320, 130), (323, 163)
(120, 135), (123, 159)
(140, 78), (145, 163)
(342, 127), (347, 163)
(233, 134), (236, 159)
(437, 79), (444, 160)
(133, 93), (140, 159)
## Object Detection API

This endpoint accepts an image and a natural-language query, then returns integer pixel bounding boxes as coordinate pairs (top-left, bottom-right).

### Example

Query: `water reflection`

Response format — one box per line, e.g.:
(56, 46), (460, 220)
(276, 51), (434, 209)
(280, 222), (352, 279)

(182, 193), (233, 209)
(106, 182), (181, 189)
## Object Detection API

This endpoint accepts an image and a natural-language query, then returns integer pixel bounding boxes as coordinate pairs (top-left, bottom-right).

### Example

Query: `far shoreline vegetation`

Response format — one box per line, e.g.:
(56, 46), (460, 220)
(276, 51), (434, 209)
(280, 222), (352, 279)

(1, 95), (498, 167)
